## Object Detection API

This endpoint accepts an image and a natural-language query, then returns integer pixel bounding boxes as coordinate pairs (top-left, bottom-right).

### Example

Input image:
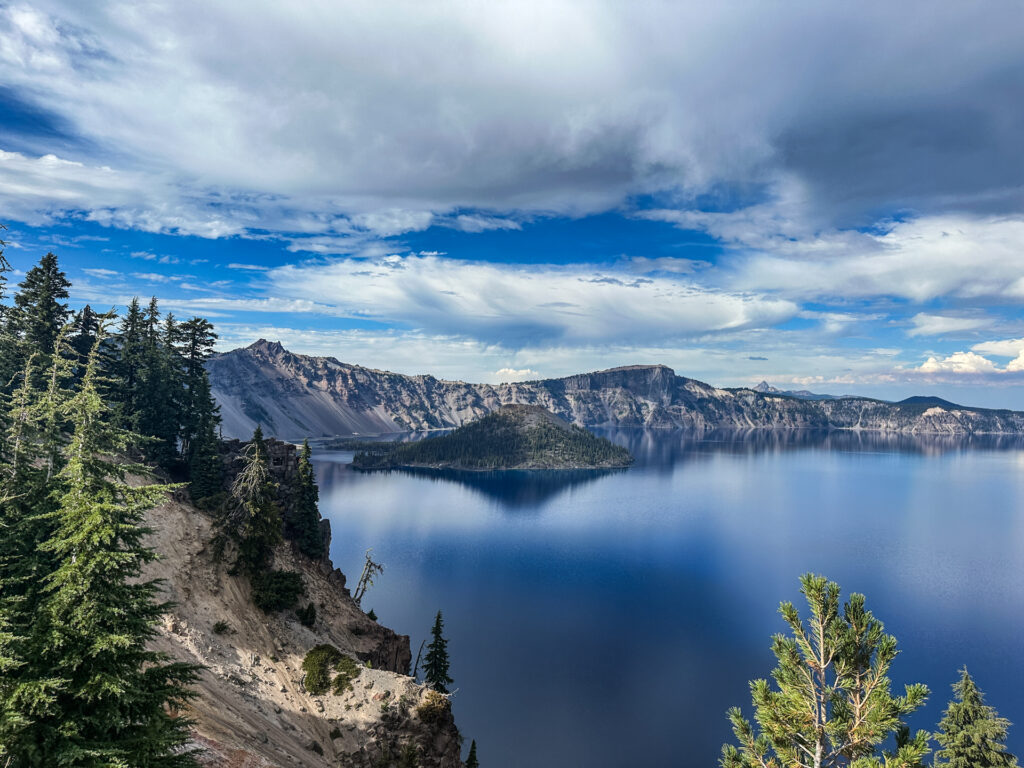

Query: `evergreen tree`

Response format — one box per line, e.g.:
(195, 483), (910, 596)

(0, 223), (13, 390)
(721, 574), (930, 768)
(228, 426), (282, 573)
(69, 304), (101, 383)
(465, 739), (479, 768)
(10, 252), (71, 359)
(1, 325), (199, 764)
(935, 669), (1018, 768)
(136, 298), (181, 467)
(187, 371), (223, 501)
(423, 610), (453, 694)
(178, 317), (217, 461)
(114, 297), (147, 431)
(289, 439), (324, 559)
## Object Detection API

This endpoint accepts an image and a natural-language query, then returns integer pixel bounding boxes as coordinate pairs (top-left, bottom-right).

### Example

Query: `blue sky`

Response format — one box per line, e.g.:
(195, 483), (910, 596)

(3, 1), (1024, 406)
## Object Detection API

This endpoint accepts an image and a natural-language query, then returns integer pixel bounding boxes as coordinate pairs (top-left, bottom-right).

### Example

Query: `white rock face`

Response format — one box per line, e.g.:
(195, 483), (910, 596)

(207, 340), (1024, 439)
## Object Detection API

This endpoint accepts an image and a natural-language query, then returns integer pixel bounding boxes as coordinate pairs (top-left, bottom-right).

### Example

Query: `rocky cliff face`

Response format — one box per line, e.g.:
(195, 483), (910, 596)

(207, 340), (1024, 439)
(145, 486), (464, 767)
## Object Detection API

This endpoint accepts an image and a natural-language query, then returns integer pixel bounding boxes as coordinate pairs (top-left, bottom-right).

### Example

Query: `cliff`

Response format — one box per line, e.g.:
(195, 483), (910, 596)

(207, 340), (1024, 439)
(144, 453), (464, 767)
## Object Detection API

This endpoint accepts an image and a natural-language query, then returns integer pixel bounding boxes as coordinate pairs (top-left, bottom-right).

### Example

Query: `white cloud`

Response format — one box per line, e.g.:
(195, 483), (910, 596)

(918, 351), (1000, 374)
(494, 367), (540, 381)
(82, 267), (117, 277)
(722, 215), (1024, 303)
(267, 254), (797, 345)
(227, 263), (269, 271)
(972, 337), (1024, 358)
(908, 313), (991, 337)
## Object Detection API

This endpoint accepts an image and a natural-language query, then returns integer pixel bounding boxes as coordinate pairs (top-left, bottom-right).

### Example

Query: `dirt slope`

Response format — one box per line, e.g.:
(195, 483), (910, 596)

(144, 492), (464, 768)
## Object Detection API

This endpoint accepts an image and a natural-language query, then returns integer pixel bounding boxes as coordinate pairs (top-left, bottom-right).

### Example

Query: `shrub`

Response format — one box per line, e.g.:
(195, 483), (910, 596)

(251, 569), (304, 612)
(416, 689), (450, 724)
(332, 655), (361, 694)
(302, 644), (343, 694)
(212, 620), (231, 635)
(296, 602), (316, 627)
(366, 608), (378, 621)
(302, 644), (362, 696)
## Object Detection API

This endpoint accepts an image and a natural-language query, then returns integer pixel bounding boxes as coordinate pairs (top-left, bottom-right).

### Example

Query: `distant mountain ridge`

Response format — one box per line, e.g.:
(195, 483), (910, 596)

(206, 340), (1024, 439)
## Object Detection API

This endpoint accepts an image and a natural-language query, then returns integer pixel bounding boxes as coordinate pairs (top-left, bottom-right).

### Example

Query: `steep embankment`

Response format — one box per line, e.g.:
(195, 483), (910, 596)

(207, 340), (1024, 439)
(145, 492), (463, 768)
(353, 404), (634, 470)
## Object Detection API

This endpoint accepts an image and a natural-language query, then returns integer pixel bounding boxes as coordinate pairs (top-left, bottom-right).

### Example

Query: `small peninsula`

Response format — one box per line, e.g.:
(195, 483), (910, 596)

(352, 404), (634, 470)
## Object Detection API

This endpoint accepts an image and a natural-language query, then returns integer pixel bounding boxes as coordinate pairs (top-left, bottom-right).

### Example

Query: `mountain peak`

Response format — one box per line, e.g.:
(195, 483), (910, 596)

(247, 339), (286, 355)
(754, 381), (781, 393)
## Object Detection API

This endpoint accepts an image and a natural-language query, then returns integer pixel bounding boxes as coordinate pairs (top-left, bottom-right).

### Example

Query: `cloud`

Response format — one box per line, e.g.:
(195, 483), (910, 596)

(494, 367), (540, 381)
(227, 263), (270, 271)
(723, 214), (1024, 303)
(918, 351), (1000, 374)
(2, 1), (1023, 238)
(267, 254), (797, 345)
(82, 267), (117, 277)
(908, 313), (991, 337)
(971, 337), (1024, 358)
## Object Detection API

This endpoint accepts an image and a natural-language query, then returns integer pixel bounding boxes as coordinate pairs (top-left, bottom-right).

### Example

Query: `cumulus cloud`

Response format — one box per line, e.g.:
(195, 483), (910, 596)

(494, 367), (540, 381)
(918, 351), (1000, 374)
(267, 254), (797, 345)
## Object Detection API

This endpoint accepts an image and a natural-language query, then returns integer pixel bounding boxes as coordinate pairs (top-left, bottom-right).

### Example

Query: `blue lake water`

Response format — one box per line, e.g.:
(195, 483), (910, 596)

(312, 430), (1024, 768)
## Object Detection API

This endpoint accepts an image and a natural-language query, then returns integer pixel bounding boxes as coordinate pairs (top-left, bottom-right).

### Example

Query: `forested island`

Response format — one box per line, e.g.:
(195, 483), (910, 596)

(352, 404), (634, 470)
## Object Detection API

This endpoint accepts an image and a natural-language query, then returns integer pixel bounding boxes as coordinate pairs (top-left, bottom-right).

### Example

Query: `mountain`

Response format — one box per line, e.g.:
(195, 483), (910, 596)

(752, 381), (844, 400)
(207, 340), (1024, 438)
(352, 404), (634, 470)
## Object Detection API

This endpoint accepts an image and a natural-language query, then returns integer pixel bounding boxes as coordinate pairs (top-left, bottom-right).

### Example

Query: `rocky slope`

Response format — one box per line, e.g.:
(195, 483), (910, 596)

(207, 340), (1024, 439)
(352, 404), (634, 470)
(145, 487), (463, 767)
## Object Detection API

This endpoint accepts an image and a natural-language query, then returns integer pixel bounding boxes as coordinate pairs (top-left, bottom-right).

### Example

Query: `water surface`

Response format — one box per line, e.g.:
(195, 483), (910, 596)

(313, 430), (1024, 767)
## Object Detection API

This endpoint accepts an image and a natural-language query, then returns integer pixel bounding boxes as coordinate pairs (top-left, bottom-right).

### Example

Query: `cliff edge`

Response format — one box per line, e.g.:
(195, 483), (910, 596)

(143, 490), (463, 767)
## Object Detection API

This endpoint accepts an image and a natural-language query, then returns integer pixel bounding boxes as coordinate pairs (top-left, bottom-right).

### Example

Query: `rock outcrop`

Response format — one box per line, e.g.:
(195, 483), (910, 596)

(145, 476), (463, 766)
(207, 339), (1024, 439)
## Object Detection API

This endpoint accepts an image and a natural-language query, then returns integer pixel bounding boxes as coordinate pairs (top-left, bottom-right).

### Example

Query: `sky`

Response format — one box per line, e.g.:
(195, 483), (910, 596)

(3, 1), (1024, 407)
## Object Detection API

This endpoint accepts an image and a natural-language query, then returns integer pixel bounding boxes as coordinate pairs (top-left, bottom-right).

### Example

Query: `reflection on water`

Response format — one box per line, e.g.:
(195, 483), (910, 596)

(337, 428), (1024, 508)
(312, 430), (1024, 768)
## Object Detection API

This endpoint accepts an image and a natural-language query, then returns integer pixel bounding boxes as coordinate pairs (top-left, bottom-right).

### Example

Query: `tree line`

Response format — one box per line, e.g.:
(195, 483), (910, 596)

(0, 249), (210, 764)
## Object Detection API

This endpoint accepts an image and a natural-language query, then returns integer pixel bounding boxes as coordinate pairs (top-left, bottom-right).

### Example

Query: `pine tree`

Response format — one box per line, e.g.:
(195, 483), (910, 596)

(114, 297), (147, 431)
(10, 326), (199, 765)
(229, 426), (282, 574)
(289, 439), (324, 559)
(178, 317), (217, 461)
(721, 574), (930, 768)
(935, 669), (1018, 768)
(187, 371), (223, 501)
(465, 739), (479, 768)
(423, 610), (453, 694)
(10, 252), (71, 359)
(136, 298), (181, 468)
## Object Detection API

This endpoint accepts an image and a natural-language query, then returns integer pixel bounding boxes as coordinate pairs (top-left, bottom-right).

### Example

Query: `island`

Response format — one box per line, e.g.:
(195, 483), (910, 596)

(351, 404), (634, 470)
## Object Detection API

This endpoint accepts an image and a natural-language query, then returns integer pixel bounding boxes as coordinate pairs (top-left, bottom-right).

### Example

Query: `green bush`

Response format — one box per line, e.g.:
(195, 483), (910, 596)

(212, 620), (231, 635)
(332, 655), (361, 694)
(302, 644), (362, 696)
(251, 569), (304, 612)
(296, 602), (316, 627)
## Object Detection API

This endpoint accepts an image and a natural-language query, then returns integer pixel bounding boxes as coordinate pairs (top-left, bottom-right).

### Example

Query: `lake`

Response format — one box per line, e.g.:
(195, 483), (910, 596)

(312, 429), (1024, 767)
